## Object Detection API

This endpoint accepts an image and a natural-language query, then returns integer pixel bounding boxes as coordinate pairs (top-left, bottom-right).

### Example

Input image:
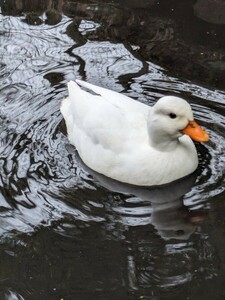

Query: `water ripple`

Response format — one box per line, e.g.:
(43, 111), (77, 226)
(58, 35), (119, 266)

(1, 8), (225, 299)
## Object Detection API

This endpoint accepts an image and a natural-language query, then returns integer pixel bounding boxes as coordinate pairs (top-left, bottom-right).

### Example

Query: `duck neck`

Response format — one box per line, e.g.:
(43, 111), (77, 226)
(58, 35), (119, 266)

(148, 134), (180, 152)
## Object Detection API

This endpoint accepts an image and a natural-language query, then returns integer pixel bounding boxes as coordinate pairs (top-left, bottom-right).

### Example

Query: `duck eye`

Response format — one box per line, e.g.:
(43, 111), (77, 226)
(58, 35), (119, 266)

(169, 113), (177, 119)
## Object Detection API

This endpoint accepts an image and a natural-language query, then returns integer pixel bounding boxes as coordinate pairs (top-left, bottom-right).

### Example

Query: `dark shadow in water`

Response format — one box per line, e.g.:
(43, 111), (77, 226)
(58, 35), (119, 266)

(75, 152), (206, 241)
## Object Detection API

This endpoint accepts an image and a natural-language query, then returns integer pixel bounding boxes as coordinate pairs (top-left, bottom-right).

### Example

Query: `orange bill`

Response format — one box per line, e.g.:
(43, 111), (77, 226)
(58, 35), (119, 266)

(181, 120), (209, 142)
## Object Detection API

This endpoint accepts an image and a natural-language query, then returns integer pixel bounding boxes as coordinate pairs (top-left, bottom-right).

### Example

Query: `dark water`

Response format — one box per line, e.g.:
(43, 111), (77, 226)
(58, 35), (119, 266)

(1, 0), (225, 299)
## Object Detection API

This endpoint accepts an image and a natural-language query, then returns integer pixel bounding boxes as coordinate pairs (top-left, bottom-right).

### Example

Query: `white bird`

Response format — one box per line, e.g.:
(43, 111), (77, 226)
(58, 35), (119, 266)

(61, 80), (209, 186)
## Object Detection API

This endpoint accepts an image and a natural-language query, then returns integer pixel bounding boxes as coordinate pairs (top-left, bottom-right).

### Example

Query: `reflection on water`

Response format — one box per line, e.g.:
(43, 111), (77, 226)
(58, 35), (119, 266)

(1, 0), (225, 299)
(79, 158), (203, 240)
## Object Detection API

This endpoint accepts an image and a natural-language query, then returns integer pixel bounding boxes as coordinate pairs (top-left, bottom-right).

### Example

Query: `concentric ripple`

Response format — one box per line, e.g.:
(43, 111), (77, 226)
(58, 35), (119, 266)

(0, 10), (225, 298)
(1, 12), (225, 236)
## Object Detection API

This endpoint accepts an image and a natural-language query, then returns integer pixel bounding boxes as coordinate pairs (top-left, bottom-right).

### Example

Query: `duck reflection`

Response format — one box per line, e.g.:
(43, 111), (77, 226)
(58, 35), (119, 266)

(77, 154), (204, 240)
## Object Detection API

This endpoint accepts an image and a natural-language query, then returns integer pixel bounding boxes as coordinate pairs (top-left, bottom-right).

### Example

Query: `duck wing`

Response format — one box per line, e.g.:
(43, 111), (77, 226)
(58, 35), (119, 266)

(61, 80), (149, 153)
(75, 79), (148, 114)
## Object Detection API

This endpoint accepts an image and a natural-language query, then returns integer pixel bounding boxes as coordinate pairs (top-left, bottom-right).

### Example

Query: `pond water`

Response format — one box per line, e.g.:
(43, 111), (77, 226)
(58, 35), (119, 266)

(1, 0), (225, 299)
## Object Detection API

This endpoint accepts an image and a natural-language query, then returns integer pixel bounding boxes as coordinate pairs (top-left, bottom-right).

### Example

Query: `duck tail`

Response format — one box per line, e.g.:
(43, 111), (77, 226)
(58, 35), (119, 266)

(60, 81), (79, 115)
(67, 80), (81, 97)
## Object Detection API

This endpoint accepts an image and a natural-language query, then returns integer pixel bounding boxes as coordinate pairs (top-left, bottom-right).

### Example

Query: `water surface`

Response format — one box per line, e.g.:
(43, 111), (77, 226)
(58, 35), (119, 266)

(1, 1), (225, 299)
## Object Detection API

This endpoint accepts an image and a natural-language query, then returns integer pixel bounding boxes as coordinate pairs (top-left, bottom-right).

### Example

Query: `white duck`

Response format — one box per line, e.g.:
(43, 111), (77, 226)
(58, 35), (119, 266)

(61, 80), (209, 186)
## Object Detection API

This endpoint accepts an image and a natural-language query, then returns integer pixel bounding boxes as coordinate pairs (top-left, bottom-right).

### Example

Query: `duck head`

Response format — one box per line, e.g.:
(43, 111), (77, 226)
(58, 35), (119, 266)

(148, 96), (209, 150)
